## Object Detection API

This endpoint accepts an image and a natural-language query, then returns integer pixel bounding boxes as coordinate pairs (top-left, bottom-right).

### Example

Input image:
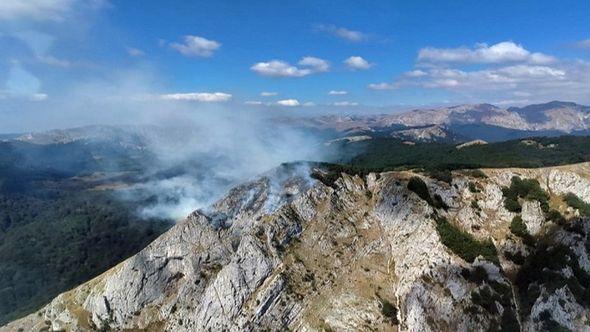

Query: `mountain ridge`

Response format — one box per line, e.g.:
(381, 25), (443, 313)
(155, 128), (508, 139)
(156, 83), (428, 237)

(4, 162), (590, 331)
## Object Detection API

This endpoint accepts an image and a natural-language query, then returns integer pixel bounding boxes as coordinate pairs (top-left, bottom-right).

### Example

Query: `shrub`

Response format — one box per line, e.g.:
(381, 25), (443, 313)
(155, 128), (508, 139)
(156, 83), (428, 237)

(461, 266), (488, 285)
(564, 193), (590, 217)
(510, 216), (535, 246)
(407, 176), (447, 209)
(380, 299), (399, 325)
(468, 182), (479, 193)
(502, 176), (549, 212)
(427, 169), (453, 184)
(436, 217), (498, 264)
(503, 195), (522, 213)
(471, 286), (500, 314)
(407, 176), (431, 202)
(546, 209), (565, 224)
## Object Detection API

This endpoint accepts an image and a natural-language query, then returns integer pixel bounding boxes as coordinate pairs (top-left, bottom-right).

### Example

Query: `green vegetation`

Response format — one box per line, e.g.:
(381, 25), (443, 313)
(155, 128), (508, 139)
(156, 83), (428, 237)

(502, 176), (549, 213)
(435, 217), (498, 264)
(337, 136), (590, 172)
(407, 176), (447, 209)
(461, 266), (488, 285)
(564, 193), (590, 217)
(0, 141), (171, 324)
(426, 169), (453, 184)
(379, 299), (399, 325)
(510, 216), (535, 246)
(463, 266), (520, 331)
(0, 190), (171, 324)
(516, 241), (590, 315)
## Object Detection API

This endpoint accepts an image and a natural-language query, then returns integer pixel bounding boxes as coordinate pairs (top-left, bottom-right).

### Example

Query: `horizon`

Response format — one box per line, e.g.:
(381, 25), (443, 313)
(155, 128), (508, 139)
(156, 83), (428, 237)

(0, 99), (586, 135)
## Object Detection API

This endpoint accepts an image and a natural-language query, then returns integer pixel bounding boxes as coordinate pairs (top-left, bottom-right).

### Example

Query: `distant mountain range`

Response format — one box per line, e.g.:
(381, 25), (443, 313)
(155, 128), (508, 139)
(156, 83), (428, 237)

(296, 101), (590, 143)
(6, 101), (590, 147)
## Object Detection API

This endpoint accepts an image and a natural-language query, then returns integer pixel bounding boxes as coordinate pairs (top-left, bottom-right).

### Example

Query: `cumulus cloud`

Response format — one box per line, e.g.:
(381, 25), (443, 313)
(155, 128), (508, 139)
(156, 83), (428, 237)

(160, 92), (232, 102)
(244, 100), (263, 105)
(344, 56), (372, 70)
(328, 90), (347, 95)
(298, 56), (330, 72)
(276, 99), (300, 106)
(314, 24), (368, 42)
(170, 35), (221, 57)
(368, 82), (398, 90)
(417, 41), (555, 65)
(260, 91), (277, 97)
(371, 62), (589, 101)
(251, 56), (329, 78)
(369, 41), (590, 102)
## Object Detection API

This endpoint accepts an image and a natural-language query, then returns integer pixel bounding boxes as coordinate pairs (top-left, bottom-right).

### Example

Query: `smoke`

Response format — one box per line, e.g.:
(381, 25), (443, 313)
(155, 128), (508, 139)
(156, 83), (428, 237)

(111, 103), (330, 221)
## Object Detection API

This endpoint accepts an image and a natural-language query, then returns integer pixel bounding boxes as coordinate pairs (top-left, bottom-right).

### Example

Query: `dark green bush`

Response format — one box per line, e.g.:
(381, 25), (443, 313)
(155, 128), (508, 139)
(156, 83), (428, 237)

(427, 169), (453, 184)
(510, 216), (535, 246)
(407, 176), (431, 202)
(502, 176), (549, 212)
(564, 193), (590, 217)
(407, 176), (447, 209)
(435, 217), (498, 264)
(546, 209), (565, 224)
(461, 266), (488, 285)
(380, 299), (399, 325)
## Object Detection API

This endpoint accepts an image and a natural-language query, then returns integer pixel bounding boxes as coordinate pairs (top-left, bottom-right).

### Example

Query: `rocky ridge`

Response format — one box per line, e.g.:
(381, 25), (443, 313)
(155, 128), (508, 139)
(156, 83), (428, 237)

(3, 162), (590, 331)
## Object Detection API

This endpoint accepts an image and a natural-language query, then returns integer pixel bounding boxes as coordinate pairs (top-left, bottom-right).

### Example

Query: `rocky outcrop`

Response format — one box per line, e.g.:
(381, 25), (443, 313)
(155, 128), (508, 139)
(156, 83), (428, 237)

(4, 163), (590, 331)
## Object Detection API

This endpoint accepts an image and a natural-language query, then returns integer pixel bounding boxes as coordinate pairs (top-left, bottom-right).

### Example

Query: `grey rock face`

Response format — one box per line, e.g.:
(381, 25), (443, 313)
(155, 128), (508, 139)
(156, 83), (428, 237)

(4, 163), (590, 331)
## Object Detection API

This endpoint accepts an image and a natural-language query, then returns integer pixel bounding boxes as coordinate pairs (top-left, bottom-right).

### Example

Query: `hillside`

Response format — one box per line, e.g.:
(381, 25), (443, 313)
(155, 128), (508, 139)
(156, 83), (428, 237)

(4, 162), (590, 331)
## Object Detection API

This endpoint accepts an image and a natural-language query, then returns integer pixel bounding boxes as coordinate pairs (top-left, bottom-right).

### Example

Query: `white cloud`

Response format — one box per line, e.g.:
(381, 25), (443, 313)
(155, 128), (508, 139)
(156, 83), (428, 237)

(331, 101), (358, 106)
(303, 101), (315, 107)
(0, 0), (75, 21)
(405, 69), (427, 77)
(276, 99), (300, 106)
(170, 35), (221, 57)
(379, 63), (579, 98)
(251, 60), (310, 77)
(368, 82), (397, 90)
(251, 56), (329, 78)
(244, 100), (263, 105)
(160, 92), (232, 102)
(298, 56), (330, 72)
(314, 24), (367, 42)
(417, 41), (555, 65)
(344, 56), (372, 70)
(127, 47), (145, 57)
(328, 90), (347, 95)
(260, 91), (277, 97)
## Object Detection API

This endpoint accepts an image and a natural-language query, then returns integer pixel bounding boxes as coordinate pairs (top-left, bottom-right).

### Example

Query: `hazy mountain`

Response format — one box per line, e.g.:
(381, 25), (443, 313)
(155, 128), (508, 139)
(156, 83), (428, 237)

(296, 101), (590, 143)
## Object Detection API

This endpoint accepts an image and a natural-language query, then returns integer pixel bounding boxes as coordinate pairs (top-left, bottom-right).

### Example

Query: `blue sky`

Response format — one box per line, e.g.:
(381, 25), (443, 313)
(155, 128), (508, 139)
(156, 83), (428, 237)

(1, 0), (590, 131)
